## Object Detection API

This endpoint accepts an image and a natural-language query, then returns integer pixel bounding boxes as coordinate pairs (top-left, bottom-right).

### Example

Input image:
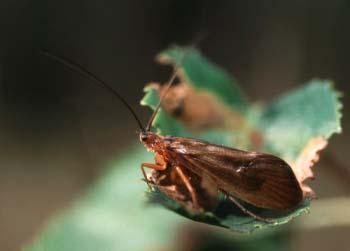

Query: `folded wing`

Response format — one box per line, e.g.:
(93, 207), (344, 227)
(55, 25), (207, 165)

(166, 137), (303, 210)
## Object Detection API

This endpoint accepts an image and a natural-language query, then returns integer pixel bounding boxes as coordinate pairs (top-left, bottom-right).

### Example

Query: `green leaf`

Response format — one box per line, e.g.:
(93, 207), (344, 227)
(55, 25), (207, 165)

(147, 186), (310, 233)
(259, 80), (342, 160)
(141, 47), (342, 232)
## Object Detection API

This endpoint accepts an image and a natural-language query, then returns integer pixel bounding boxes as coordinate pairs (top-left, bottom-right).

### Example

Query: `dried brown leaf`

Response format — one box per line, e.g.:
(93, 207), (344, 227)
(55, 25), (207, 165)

(145, 82), (263, 151)
(289, 137), (328, 199)
(146, 82), (243, 130)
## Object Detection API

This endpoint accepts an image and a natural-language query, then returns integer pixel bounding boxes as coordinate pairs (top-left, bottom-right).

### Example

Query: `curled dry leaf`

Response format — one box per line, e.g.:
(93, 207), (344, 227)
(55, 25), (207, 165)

(145, 82), (244, 131)
(145, 82), (263, 150)
(289, 137), (328, 199)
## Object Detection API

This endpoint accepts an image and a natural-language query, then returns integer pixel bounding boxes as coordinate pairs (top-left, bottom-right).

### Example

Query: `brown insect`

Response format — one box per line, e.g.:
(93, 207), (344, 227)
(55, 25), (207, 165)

(43, 50), (303, 222)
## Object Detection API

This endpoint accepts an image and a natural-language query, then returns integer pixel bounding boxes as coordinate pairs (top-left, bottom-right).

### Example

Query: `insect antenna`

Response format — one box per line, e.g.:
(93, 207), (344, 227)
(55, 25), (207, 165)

(145, 33), (207, 132)
(145, 66), (179, 132)
(41, 50), (145, 132)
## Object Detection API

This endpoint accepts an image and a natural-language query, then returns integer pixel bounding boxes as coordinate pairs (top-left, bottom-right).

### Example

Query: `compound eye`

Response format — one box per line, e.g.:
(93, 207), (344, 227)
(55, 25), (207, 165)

(140, 133), (147, 142)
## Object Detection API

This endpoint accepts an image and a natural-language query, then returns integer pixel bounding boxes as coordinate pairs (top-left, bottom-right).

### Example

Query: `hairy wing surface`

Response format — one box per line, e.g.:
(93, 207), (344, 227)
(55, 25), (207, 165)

(166, 137), (303, 209)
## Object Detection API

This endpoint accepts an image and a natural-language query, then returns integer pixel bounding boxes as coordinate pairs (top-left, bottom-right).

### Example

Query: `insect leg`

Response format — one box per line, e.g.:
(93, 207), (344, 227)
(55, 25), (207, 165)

(226, 195), (274, 223)
(175, 166), (199, 209)
(141, 163), (167, 189)
(142, 163), (167, 171)
(140, 165), (151, 189)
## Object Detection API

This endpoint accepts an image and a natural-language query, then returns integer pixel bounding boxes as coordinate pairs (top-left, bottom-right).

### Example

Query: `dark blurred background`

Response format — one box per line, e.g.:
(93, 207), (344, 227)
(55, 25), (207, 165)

(0, 1), (349, 251)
